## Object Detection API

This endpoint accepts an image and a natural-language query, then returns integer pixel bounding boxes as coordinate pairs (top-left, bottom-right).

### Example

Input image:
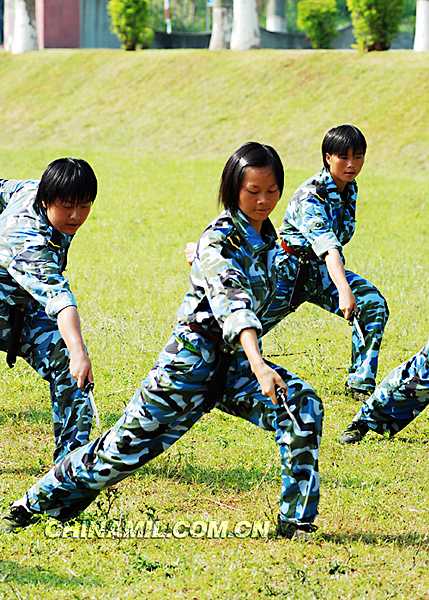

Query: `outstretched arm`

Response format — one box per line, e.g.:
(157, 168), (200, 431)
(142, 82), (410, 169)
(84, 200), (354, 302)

(57, 306), (93, 390)
(239, 328), (287, 404)
(324, 248), (356, 320)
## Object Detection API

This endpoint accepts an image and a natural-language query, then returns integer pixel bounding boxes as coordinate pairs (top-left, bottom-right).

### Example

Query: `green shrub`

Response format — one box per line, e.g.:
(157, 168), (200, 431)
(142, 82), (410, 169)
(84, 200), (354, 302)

(297, 0), (338, 49)
(108, 0), (154, 51)
(346, 0), (405, 51)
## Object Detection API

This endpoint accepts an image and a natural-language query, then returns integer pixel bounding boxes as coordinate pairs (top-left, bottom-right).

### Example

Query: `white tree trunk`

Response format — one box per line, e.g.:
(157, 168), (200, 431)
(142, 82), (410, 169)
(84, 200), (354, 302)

(209, 0), (233, 49)
(414, 0), (429, 51)
(266, 0), (286, 33)
(3, 0), (15, 51)
(230, 0), (260, 50)
(11, 0), (37, 53)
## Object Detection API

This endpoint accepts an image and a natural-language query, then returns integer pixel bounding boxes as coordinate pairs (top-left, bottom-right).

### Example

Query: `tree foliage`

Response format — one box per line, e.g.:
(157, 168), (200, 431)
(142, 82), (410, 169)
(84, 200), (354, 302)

(108, 0), (153, 50)
(346, 0), (405, 51)
(297, 0), (338, 48)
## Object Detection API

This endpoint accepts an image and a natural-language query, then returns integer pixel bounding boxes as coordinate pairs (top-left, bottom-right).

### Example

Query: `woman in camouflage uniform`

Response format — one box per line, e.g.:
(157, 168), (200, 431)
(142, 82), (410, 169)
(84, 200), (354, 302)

(0, 159), (97, 463)
(186, 126), (389, 399)
(340, 338), (429, 443)
(264, 125), (389, 399)
(3, 143), (323, 539)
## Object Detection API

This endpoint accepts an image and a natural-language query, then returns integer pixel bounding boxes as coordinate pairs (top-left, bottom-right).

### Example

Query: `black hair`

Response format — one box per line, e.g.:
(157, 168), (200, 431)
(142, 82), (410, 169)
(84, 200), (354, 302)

(322, 124), (367, 169)
(35, 158), (97, 208)
(218, 142), (284, 211)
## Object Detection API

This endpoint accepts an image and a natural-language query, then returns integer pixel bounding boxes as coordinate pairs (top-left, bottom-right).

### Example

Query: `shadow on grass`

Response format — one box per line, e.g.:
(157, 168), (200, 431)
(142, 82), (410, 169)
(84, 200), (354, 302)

(1, 410), (277, 489)
(0, 410), (123, 428)
(0, 464), (50, 476)
(393, 436), (429, 445)
(140, 460), (277, 492)
(319, 531), (429, 548)
(0, 408), (51, 426)
(0, 559), (99, 589)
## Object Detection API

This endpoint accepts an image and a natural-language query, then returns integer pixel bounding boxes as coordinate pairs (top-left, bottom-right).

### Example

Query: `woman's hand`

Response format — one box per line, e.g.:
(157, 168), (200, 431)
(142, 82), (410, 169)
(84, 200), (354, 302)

(69, 349), (93, 390)
(185, 242), (197, 266)
(253, 361), (288, 404)
(338, 284), (357, 321)
(324, 249), (357, 321)
(239, 328), (287, 403)
(57, 306), (94, 390)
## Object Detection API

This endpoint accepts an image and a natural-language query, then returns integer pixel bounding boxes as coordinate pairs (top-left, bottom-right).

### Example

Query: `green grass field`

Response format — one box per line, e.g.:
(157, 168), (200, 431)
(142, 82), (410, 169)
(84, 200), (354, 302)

(0, 50), (428, 599)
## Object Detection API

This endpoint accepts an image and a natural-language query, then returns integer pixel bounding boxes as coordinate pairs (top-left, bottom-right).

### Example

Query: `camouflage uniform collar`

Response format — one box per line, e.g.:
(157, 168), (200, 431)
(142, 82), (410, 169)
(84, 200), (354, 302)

(48, 226), (73, 249)
(230, 209), (277, 254)
(319, 168), (357, 201)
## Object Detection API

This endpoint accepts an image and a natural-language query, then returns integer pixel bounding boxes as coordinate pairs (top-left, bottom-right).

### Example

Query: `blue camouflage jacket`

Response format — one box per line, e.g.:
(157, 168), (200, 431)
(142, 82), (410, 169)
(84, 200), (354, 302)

(0, 179), (77, 319)
(279, 167), (357, 260)
(177, 209), (278, 350)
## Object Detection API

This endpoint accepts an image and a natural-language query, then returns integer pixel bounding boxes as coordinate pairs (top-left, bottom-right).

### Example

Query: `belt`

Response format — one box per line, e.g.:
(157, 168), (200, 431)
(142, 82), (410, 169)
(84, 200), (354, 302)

(6, 304), (26, 368)
(281, 240), (315, 259)
(281, 240), (298, 255)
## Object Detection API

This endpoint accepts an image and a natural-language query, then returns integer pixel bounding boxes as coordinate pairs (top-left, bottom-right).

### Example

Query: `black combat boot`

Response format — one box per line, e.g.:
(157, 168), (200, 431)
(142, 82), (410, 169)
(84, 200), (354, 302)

(276, 516), (318, 540)
(339, 421), (369, 444)
(0, 504), (35, 534)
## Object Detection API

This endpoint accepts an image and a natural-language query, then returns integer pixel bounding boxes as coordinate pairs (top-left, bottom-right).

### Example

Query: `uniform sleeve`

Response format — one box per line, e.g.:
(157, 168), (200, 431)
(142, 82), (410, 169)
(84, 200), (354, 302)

(198, 230), (262, 347)
(0, 180), (25, 212)
(293, 194), (342, 257)
(7, 234), (76, 319)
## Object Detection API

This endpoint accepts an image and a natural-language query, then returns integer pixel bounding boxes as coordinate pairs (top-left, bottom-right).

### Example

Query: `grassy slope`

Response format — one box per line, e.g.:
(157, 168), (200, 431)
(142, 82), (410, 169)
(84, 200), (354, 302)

(0, 50), (428, 169)
(0, 50), (428, 599)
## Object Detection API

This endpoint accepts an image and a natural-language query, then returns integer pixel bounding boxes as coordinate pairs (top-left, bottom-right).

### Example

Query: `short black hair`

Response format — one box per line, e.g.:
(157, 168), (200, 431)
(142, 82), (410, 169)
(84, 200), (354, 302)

(322, 124), (367, 169)
(219, 142), (284, 211)
(35, 158), (97, 209)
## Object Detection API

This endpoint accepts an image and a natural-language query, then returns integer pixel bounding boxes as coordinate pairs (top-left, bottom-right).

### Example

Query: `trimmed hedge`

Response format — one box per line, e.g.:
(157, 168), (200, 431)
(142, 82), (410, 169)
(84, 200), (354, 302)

(346, 0), (405, 51)
(297, 0), (338, 49)
(108, 0), (153, 50)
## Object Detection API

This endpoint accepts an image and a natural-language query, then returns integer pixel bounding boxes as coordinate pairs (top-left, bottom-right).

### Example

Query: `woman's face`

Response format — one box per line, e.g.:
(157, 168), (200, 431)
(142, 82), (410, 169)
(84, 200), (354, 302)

(238, 166), (280, 232)
(45, 199), (92, 235)
(325, 147), (365, 191)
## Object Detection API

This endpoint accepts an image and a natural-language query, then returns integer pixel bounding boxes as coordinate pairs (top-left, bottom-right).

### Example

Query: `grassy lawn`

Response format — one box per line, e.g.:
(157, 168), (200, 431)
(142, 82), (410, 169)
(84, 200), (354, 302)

(0, 50), (428, 598)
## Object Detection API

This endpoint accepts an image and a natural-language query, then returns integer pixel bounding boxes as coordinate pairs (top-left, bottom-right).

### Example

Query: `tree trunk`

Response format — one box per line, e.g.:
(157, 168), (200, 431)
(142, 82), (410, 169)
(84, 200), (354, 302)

(3, 0), (15, 51)
(266, 0), (287, 33)
(209, 0), (233, 49)
(414, 0), (429, 51)
(230, 0), (260, 50)
(11, 0), (37, 53)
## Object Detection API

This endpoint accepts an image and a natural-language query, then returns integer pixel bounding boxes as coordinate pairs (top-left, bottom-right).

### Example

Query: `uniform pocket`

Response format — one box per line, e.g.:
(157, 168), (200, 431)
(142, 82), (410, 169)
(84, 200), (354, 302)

(155, 330), (216, 387)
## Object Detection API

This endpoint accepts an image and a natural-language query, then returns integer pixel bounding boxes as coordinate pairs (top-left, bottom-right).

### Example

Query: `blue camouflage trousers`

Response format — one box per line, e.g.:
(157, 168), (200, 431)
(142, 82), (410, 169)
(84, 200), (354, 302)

(353, 338), (429, 436)
(262, 250), (389, 393)
(0, 300), (94, 463)
(18, 325), (323, 526)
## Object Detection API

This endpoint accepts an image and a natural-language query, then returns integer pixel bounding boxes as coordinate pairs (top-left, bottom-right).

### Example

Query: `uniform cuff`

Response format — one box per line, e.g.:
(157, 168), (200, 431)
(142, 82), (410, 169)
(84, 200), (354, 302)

(311, 233), (342, 258)
(223, 309), (262, 347)
(46, 291), (77, 319)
